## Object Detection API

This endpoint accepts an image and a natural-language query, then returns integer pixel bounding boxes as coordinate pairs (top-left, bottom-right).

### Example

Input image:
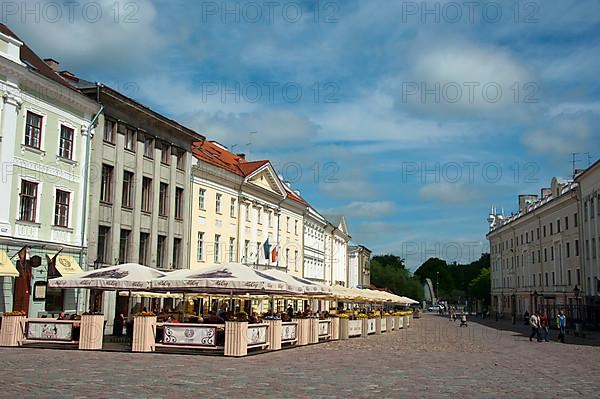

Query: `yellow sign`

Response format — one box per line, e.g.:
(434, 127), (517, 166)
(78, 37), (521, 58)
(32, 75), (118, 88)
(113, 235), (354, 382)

(54, 255), (83, 276)
(0, 250), (19, 277)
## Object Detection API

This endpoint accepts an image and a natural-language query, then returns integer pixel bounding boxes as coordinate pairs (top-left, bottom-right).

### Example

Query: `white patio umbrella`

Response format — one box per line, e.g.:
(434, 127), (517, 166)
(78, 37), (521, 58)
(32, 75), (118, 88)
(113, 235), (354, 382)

(150, 263), (299, 295)
(48, 263), (166, 291)
(262, 270), (331, 296)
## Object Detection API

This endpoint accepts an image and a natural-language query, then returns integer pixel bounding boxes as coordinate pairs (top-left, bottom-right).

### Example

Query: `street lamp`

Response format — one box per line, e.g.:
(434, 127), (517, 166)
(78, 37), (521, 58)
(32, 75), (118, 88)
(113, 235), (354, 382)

(436, 271), (439, 304)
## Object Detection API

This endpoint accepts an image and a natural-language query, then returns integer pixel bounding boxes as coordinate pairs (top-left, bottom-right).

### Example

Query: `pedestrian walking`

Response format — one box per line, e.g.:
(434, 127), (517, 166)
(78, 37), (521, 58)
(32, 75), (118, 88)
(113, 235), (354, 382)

(556, 309), (567, 343)
(539, 313), (549, 342)
(529, 312), (540, 342)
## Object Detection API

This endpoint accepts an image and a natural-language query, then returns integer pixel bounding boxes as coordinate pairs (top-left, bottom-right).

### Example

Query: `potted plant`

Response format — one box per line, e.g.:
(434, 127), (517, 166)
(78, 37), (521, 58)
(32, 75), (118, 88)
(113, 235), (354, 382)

(0, 310), (26, 347)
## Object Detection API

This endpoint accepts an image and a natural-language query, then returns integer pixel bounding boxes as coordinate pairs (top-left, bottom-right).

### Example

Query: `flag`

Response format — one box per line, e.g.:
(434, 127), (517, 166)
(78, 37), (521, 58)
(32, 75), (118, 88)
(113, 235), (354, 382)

(271, 246), (278, 263)
(263, 238), (270, 260)
(17, 246), (30, 294)
(46, 249), (63, 279)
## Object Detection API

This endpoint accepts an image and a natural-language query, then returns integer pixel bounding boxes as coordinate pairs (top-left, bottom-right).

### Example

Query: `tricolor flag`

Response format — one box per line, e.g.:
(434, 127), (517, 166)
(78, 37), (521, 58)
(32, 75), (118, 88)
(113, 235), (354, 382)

(271, 246), (278, 263)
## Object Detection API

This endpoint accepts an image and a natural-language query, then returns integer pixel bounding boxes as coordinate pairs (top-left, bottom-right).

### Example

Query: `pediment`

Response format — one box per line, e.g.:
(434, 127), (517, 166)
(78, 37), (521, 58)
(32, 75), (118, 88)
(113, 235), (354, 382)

(245, 164), (286, 197)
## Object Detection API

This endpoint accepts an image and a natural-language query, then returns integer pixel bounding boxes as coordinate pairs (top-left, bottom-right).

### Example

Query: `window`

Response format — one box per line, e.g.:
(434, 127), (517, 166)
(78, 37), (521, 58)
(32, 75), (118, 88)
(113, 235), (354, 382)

(25, 111), (42, 149)
(175, 188), (184, 219)
(59, 125), (74, 159)
(19, 180), (38, 222)
(543, 225), (546, 237)
(550, 222), (553, 235)
(551, 246), (554, 261)
(294, 220), (298, 235)
(584, 202), (588, 221)
(285, 248), (290, 270)
(552, 272), (555, 286)
(139, 233), (150, 265)
(286, 217), (290, 233)
(143, 135), (154, 158)
(245, 204), (250, 221)
(215, 193), (222, 213)
(294, 250), (298, 272)
(198, 189), (206, 210)
(100, 164), (113, 203)
(574, 213), (578, 227)
(197, 232), (204, 262)
(229, 238), (235, 262)
(104, 119), (115, 143)
(173, 238), (182, 269)
(175, 148), (185, 170)
(545, 273), (548, 287)
(536, 228), (540, 239)
(544, 248), (547, 262)
(592, 198), (596, 219)
(122, 171), (134, 208)
(525, 232), (528, 243)
(565, 216), (569, 230)
(257, 207), (262, 224)
(54, 190), (70, 227)
(577, 269), (581, 285)
(214, 234), (221, 263)
(97, 226), (110, 263)
(557, 219), (561, 233)
(586, 240), (590, 260)
(161, 142), (170, 164)
(157, 235), (167, 268)
(593, 238), (597, 259)
(230, 198), (236, 218)
(268, 211), (273, 227)
(119, 229), (130, 263)
(141, 177), (152, 212)
(575, 240), (579, 257)
(244, 240), (250, 262)
(566, 242), (571, 258)
(125, 128), (136, 152)
(159, 183), (169, 216)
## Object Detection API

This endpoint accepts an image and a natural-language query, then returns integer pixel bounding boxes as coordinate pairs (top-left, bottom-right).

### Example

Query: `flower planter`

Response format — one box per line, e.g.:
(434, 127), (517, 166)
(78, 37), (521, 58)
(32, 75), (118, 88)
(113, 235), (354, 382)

(132, 316), (156, 353)
(224, 321), (248, 357)
(361, 318), (369, 338)
(404, 315), (410, 328)
(0, 315), (25, 347)
(308, 318), (319, 344)
(389, 316), (395, 331)
(339, 318), (349, 340)
(396, 316), (403, 329)
(293, 318), (310, 346)
(79, 314), (104, 350)
(330, 317), (340, 340)
(266, 319), (282, 351)
(375, 317), (382, 335)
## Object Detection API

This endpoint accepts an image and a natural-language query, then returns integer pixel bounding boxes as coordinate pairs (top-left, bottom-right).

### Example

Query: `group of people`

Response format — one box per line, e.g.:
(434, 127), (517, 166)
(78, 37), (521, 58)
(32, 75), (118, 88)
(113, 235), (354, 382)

(528, 310), (567, 343)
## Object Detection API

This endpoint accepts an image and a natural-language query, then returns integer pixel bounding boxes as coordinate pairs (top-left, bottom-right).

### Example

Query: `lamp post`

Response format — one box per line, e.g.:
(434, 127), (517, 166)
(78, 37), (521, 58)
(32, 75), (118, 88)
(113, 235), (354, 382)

(573, 285), (580, 322)
(436, 271), (440, 305)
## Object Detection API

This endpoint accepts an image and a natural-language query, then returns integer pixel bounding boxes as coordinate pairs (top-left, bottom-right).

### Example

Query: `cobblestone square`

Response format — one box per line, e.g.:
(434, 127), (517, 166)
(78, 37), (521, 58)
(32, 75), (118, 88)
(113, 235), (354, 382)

(1, 314), (599, 398)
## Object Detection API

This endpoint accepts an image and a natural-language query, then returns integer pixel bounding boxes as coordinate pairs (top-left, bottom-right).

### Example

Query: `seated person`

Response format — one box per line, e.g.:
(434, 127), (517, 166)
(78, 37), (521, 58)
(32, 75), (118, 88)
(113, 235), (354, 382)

(166, 316), (180, 324)
(202, 311), (225, 324)
(248, 312), (260, 324)
(57, 311), (66, 320)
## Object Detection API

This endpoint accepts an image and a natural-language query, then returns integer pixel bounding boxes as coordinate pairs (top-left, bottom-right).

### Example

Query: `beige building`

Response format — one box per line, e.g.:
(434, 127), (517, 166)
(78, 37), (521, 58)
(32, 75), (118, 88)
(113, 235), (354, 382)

(575, 160), (600, 319)
(190, 140), (305, 276)
(488, 177), (581, 319)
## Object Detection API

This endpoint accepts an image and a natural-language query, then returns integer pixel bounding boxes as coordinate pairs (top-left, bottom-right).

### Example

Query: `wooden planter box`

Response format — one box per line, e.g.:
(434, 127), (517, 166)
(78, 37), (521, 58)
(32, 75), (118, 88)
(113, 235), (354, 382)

(375, 318), (382, 335)
(339, 318), (349, 340)
(266, 319), (282, 351)
(308, 318), (319, 344)
(404, 315), (410, 328)
(330, 317), (340, 340)
(225, 321), (248, 357)
(132, 316), (156, 353)
(389, 316), (395, 331)
(293, 318), (310, 346)
(0, 315), (25, 347)
(397, 316), (404, 329)
(79, 314), (104, 350)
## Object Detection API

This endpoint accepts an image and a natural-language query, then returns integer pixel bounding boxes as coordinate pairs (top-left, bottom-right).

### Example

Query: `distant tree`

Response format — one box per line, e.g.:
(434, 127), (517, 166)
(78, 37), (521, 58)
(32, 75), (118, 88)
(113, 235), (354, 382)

(370, 255), (423, 302)
(468, 268), (491, 306)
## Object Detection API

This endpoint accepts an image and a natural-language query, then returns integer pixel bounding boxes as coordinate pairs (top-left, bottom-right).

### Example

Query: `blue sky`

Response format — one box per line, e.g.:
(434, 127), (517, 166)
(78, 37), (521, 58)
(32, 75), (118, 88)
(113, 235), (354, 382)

(5, 0), (600, 269)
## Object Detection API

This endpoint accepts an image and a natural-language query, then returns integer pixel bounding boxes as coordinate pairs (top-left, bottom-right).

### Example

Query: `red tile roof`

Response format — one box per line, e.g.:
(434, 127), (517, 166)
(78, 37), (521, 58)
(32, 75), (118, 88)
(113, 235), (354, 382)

(0, 23), (76, 91)
(192, 140), (308, 205)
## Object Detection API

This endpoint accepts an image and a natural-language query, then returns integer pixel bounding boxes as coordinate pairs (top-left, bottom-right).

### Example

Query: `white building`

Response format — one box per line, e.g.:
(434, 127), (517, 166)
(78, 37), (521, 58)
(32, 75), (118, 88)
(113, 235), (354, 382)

(303, 207), (327, 282)
(323, 215), (350, 286)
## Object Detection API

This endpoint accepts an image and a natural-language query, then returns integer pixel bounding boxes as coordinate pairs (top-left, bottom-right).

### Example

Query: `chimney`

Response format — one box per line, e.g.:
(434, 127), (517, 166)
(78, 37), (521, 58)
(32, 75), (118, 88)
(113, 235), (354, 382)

(236, 153), (246, 161)
(44, 58), (60, 71)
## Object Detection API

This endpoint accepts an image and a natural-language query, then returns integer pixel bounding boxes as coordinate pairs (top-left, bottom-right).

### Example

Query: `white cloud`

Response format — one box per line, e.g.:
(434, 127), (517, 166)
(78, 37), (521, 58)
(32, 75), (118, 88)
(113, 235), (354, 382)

(321, 201), (396, 218)
(522, 111), (597, 155)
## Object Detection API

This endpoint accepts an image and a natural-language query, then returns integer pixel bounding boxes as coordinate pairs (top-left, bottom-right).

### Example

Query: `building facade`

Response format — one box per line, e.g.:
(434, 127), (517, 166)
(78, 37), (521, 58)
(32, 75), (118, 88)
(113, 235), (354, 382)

(348, 245), (372, 288)
(0, 24), (99, 317)
(190, 140), (305, 276)
(324, 215), (350, 286)
(303, 207), (327, 282)
(575, 160), (600, 320)
(488, 177), (582, 320)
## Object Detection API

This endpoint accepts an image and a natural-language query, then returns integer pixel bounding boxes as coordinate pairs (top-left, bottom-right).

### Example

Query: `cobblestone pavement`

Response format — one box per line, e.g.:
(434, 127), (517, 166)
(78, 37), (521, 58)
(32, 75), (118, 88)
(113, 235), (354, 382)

(2, 314), (599, 398)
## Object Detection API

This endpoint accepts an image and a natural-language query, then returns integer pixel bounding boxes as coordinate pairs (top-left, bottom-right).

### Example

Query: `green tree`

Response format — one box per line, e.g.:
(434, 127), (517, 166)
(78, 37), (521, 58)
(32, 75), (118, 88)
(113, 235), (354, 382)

(370, 255), (423, 302)
(468, 268), (491, 305)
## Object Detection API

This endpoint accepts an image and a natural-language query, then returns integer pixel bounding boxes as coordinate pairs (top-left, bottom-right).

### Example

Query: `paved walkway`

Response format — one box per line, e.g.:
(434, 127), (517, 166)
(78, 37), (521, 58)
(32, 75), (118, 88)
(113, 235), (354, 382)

(1, 314), (599, 398)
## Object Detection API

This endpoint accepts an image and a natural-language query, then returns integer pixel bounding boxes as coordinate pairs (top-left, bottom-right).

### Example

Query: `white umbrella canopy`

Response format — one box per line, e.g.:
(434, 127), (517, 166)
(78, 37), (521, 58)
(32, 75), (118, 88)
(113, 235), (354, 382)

(47, 263), (166, 290)
(262, 270), (332, 295)
(398, 296), (419, 305)
(151, 263), (299, 295)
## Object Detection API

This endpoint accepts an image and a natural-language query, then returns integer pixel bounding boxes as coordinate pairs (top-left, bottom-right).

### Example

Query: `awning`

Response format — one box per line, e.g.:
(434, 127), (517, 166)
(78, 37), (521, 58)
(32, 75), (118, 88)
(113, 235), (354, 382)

(0, 250), (19, 277)
(54, 255), (84, 276)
